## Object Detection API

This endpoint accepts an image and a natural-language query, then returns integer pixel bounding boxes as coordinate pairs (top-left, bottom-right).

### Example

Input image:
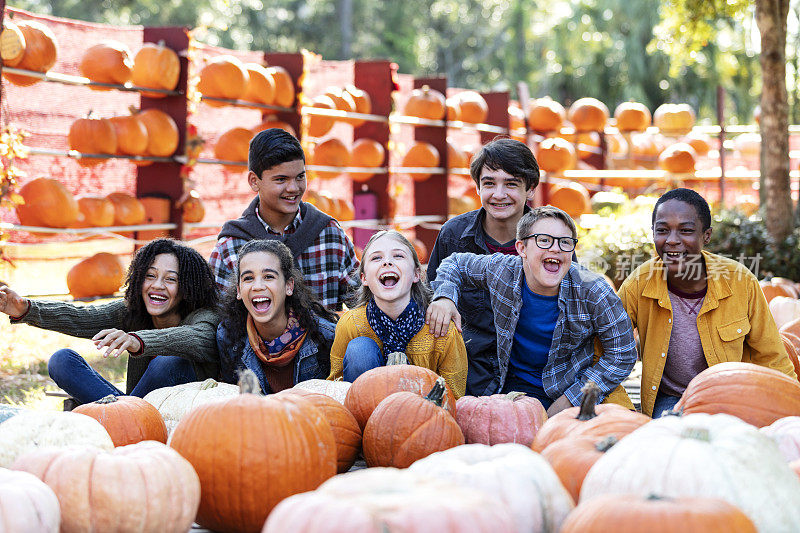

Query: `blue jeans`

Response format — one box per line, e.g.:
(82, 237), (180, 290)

(652, 391), (681, 418)
(48, 348), (196, 405)
(342, 337), (384, 382)
(502, 372), (553, 409)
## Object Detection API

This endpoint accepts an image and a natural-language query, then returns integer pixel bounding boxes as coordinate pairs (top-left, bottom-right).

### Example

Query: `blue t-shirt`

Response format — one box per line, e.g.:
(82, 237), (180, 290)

(507, 281), (560, 389)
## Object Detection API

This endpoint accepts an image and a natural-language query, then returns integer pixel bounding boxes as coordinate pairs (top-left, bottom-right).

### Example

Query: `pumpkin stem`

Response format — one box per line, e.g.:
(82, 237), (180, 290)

(681, 427), (711, 442)
(576, 381), (600, 421)
(95, 394), (120, 404)
(238, 369), (262, 395)
(505, 391), (527, 401)
(386, 352), (409, 365)
(424, 377), (447, 407)
(199, 378), (220, 390)
(595, 435), (618, 452)
(646, 493), (670, 502)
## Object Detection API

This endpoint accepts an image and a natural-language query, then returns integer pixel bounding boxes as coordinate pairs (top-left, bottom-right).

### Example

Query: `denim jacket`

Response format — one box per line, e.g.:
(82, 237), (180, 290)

(217, 316), (336, 394)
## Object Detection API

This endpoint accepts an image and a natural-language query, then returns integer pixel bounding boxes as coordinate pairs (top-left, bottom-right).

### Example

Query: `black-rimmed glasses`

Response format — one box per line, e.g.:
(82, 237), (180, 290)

(520, 233), (578, 252)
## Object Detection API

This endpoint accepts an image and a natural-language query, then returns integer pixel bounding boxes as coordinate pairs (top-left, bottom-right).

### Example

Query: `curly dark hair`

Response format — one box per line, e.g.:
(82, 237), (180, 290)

(219, 240), (337, 375)
(123, 238), (219, 331)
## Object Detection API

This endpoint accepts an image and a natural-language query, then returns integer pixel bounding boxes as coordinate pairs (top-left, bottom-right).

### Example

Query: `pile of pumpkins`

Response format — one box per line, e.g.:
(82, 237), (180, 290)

(197, 54), (296, 109)
(3, 359), (800, 532)
(1, 20), (180, 96)
(764, 277), (800, 377)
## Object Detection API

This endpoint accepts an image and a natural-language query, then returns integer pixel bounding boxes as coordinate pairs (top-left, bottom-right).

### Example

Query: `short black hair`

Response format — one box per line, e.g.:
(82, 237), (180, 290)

(249, 128), (305, 178)
(652, 188), (712, 231)
(469, 137), (540, 191)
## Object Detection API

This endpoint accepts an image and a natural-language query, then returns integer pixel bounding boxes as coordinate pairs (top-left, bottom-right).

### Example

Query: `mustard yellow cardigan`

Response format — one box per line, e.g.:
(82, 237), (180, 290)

(327, 305), (468, 397)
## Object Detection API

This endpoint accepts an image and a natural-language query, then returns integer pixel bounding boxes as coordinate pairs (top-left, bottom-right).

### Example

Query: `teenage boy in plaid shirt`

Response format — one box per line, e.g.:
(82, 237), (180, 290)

(209, 129), (359, 310)
(427, 206), (636, 416)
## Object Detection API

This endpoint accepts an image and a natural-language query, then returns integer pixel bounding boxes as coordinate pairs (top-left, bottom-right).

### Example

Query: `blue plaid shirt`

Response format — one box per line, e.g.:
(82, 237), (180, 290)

(432, 252), (637, 404)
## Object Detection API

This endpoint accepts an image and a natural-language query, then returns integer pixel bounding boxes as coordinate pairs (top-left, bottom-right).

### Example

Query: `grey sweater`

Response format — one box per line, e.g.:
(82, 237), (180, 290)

(12, 299), (220, 393)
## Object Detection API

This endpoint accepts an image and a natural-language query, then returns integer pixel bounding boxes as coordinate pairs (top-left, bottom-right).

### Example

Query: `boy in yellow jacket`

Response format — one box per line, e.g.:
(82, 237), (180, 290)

(618, 188), (796, 417)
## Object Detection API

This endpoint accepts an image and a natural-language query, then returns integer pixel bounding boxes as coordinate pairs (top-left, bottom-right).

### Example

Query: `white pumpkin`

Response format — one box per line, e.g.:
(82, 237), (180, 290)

(292, 379), (351, 404)
(0, 411), (113, 468)
(580, 413), (800, 532)
(13, 441), (200, 533)
(264, 467), (516, 532)
(408, 443), (574, 533)
(143, 378), (238, 435)
(769, 296), (800, 329)
(761, 416), (800, 462)
(0, 467), (60, 533)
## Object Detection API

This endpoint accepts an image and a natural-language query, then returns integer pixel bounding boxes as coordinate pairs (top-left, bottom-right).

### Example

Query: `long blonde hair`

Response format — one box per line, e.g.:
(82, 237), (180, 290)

(350, 230), (432, 309)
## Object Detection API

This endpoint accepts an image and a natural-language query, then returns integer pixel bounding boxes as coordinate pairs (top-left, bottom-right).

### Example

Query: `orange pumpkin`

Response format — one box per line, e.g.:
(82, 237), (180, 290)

(73, 394), (167, 447)
(541, 434), (618, 503)
(276, 389), (362, 473)
(531, 382), (644, 452)
(75, 196), (115, 227)
(404, 85), (446, 120)
(508, 103), (526, 140)
(447, 140), (469, 170)
(548, 182), (591, 219)
(2, 20), (57, 86)
(268, 65), (296, 108)
(304, 190), (335, 215)
(67, 252), (126, 298)
(446, 96), (461, 121)
(675, 362), (800, 427)
(214, 127), (252, 172)
(137, 108), (180, 157)
(630, 132), (663, 170)
(614, 101), (651, 132)
(305, 94), (337, 138)
(349, 138), (385, 182)
(131, 41), (180, 97)
(344, 84), (372, 127)
(181, 190), (206, 223)
(411, 237), (428, 264)
(79, 41), (133, 89)
(106, 192), (146, 225)
(109, 113), (149, 157)
(0, 19), (26, 68)
(659, 142), (697, 173)
(449, 195), (480, 217)
(575, 131), (602, 160)
(682, 131), (713, 156)
(363, 378), (465, 468)
(568, 97), (609, 132)
(334, 197), (355, 221)
(16, 177), (79, 228)
(344, 365), (457, 430)
(252, 119), (297, 138)
(536, 137), (576, 173)
(654, 103), (696, 135)
(780, 334), (800, 378)
(311, 138), (350, 180)
(325, 86), (357, 116)
(528, 97), (566, 133)
(761, 280), (795, 303)
(457, 91), (489, 124)
(169, 371), (336, 533)
(241, 63), (276, 107)
(197, 55), (249, 105)
(560, 494), (757, 533)
(402, 141), (440, 182)
(68, 114), (118, 166)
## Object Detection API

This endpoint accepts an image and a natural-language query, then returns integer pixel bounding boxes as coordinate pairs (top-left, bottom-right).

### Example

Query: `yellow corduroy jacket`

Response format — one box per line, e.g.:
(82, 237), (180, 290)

(327, 305), (468, 398)
(618, 250), (796, 416)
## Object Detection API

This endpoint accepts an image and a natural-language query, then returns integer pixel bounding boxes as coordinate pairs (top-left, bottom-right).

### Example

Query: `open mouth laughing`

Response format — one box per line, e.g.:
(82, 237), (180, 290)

(542, 257), (562, 274)
(251, 295), (272, 312)
(379, 271), (399, 288)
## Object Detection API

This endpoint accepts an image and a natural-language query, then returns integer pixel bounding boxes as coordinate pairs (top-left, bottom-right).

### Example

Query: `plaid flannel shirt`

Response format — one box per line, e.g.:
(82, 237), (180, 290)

(432, 252), (637, 404)
(209, 207), (360, 310)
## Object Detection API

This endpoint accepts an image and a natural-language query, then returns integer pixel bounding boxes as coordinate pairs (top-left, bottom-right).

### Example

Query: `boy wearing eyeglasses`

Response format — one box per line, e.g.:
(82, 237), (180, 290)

(427, 206), (637, 415)
(426, 138), (539, 396)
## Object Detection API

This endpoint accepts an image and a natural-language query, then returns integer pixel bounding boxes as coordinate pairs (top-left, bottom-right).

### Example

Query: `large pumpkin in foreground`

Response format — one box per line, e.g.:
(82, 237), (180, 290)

(409, 443), (574, 533)
(13, 441), (199, 533)
(674, 362), (800, 427)
(580, 413), (800, 532)
(264, 467), (516, 533)
(169, 371), (336, 533)
(73, 394), (167, 447)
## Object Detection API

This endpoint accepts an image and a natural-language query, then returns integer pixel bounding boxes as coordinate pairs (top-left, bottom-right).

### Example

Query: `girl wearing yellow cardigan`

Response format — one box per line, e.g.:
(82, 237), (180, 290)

(328, 230), (467, 397)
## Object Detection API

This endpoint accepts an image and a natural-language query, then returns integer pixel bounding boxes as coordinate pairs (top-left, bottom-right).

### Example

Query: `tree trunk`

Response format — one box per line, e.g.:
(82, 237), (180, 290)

(756, 0), (792, 241)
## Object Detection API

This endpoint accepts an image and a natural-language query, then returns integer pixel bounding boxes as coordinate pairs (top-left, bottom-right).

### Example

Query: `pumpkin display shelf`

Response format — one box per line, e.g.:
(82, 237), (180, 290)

(0, 66), (182, 96)
(199, 94), (294, 113)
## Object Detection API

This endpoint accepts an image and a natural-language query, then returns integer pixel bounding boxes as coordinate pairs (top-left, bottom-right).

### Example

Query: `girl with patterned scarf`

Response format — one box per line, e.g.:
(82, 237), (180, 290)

(216, 240), (338, 393)
(328, 230), (467, 397)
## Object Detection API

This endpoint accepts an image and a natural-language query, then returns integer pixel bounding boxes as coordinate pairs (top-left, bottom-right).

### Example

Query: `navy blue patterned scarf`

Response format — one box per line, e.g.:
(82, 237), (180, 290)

(366, 298), (425, 357)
